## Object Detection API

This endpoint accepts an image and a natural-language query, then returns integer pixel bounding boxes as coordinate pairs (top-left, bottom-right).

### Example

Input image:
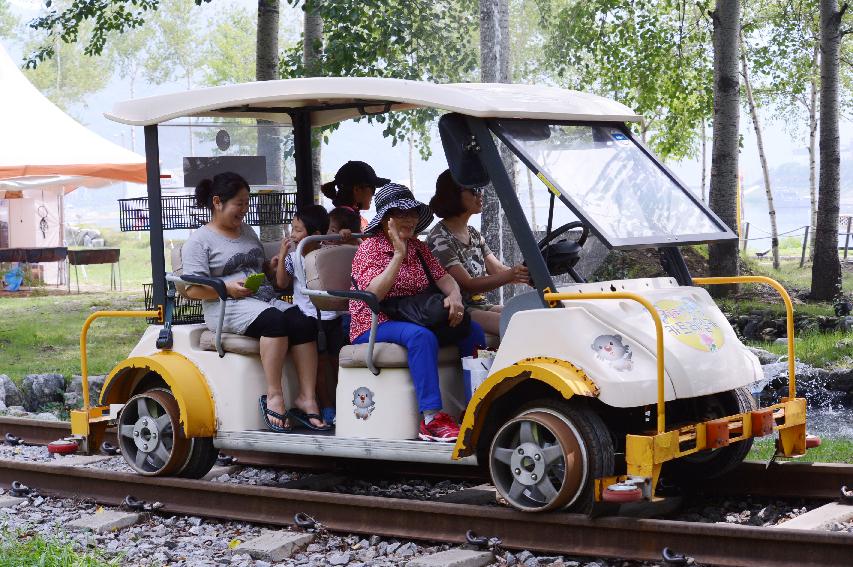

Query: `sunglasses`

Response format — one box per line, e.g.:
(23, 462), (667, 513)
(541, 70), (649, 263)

(386, 208), (420, 219)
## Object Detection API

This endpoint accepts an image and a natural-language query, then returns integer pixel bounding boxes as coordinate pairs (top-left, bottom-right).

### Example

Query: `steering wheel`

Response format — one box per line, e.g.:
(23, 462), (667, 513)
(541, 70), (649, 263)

(536, 221), (590, 280)
(537, 221), (590, 251)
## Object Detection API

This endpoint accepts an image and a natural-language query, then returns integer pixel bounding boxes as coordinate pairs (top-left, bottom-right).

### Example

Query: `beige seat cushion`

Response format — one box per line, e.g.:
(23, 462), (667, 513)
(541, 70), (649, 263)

(339, 342), (460, 369)
(304, 245), (358, 311)
(199, 330), (260, 355)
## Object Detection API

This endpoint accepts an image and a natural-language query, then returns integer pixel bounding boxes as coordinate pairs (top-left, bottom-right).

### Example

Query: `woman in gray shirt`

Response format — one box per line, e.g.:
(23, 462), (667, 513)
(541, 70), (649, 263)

(182, 172), (329, 432)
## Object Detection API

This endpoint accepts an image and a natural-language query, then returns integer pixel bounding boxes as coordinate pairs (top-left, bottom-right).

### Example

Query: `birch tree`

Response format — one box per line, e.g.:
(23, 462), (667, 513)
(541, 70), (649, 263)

(302, 0), (323, 200)
(707, 0), (741, 291)
(479, 0), (520, 301)
(811, 0), (847, 300)
(740, 34), (780, 269)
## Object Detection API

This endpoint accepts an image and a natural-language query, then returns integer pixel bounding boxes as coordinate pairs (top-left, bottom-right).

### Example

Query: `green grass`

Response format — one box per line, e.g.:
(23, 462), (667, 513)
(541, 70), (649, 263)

(747, 437), (853, 463)
(746, 330), (853, 368)
(0, 530), (120, 566)
(0, 292), (148, 384)
(717, 298), (835, 318)
(66, 227), (173, 292)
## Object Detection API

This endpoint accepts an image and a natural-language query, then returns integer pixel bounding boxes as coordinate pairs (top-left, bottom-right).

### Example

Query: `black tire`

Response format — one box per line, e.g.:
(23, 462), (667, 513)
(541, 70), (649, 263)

(176, 437), (218, 479)
(490, 397), (614, 513)
(131, 386), (217, 479)
(665, 387), (756, 481)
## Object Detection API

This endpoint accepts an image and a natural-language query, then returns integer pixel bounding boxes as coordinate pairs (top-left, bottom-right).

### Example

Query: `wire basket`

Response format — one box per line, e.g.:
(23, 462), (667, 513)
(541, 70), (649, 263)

(119, 192), (297, 232)
(143, 283), (205, 325)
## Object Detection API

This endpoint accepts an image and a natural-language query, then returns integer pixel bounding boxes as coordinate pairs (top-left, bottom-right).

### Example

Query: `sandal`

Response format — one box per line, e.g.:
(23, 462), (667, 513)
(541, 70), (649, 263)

(259, 395), (293, 433)
(288, 407), (332, 432)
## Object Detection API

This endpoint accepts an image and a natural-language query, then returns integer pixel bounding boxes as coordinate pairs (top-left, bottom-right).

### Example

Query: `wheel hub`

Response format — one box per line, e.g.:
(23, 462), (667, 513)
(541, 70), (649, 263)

(132, 416), (160, 453)
(510, 442), (546, 486)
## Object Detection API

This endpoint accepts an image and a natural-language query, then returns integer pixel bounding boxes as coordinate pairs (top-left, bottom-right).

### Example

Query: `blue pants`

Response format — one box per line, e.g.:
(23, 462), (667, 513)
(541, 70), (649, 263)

(353, 320), (486, 413)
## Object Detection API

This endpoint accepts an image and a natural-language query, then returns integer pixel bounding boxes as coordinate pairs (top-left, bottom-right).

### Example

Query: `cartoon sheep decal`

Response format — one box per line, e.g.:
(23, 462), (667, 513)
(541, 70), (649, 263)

(352, 387), (376, 420)
(591, 334), (634, 372)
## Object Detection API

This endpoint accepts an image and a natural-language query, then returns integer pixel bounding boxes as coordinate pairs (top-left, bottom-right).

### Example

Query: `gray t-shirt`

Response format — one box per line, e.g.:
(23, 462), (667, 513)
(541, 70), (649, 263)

(181, 223), (294, 334)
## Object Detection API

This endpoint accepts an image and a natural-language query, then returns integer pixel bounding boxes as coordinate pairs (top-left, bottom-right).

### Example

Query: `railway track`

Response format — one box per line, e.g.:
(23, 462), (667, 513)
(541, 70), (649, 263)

(1, 416), (849, 499)
(0, 458), (850, 567)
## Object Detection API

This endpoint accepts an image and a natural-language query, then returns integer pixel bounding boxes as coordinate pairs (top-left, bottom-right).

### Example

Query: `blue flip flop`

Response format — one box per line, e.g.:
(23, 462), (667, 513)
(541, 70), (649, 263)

(288, 407), (332, 432)
(259, 395), (293, 433)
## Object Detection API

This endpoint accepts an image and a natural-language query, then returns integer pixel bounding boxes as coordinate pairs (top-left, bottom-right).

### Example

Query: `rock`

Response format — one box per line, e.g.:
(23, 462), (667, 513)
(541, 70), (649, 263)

(328, 552), (351, 565)
(35, 412), (59, 421)
(0, 375), (24, 407)
(67, 375), (106, 408)
(21, 374), (65, 412)
(396, 542), (417, 557)
(841, 317), (853, 332)
(63, 393), (80, 408)
(747, 346), (781, 365)
(386, 542), (401, 555)
(6, 406), (27, 417)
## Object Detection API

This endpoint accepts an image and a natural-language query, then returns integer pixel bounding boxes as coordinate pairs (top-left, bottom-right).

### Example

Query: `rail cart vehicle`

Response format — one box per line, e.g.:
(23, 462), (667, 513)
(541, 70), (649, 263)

(68, 78), (816, 513)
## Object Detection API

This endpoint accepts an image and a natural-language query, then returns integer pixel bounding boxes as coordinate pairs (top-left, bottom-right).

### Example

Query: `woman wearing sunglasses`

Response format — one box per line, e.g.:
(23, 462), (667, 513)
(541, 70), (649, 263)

(427, 170), (530, 336)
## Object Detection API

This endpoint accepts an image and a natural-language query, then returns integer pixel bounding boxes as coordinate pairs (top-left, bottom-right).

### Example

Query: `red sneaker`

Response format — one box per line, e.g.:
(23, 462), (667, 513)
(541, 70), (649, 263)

(418, 412), (460, 442)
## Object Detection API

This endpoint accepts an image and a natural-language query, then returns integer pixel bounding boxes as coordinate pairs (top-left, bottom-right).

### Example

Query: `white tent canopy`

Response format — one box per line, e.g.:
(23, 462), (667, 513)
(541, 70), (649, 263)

(0, 44), (145, 198)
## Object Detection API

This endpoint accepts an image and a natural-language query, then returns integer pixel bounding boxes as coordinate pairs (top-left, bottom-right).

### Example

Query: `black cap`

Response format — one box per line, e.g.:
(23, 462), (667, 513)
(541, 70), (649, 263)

(334, 161), (390, 188)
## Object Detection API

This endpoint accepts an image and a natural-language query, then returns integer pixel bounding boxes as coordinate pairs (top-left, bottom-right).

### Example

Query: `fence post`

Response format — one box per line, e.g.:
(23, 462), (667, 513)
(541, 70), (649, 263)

(742, 222), (750, 252)
(800, 226), (810, 268)
(845, 217), (852, 260)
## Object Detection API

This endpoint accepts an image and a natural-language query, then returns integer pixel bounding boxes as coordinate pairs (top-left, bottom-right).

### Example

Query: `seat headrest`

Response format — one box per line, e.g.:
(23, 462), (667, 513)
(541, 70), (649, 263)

(304, 245), (358, 311)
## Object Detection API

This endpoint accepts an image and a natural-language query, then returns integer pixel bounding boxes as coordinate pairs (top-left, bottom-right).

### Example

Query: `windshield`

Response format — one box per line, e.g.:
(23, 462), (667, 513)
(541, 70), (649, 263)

(494, 121), (735, 249)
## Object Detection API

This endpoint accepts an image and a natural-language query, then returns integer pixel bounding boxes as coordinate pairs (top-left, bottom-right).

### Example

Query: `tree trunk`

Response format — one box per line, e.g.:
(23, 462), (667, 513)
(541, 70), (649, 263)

(701, 118), (707, 203)
(304, 0), (323, 202)
(408, 136), (415, 191)
(257, 0), (283, 241)
(480, 0), (518, 301)
(811, 0), (845, 299)
(708, 0), (741, 296)
(526, 167), (537, 231)
(808, 42), (820, 261)
(497, 0), (519, 298)
(479, 0), (502, 303)
(741, 37), (780, 269)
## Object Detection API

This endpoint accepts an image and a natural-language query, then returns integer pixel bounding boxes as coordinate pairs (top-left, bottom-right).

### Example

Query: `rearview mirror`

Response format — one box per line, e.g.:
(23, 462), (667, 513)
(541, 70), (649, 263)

(438, 113), (490, 188)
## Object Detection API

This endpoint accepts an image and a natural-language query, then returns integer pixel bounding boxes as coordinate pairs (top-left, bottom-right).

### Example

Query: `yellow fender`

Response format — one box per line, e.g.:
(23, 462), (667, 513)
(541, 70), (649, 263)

(100, 351), (216, 437)
(452, 357), (599, 459)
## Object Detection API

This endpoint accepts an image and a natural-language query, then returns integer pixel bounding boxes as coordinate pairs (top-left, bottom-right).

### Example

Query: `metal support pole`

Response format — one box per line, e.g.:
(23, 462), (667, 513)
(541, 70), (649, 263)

(144, 125), (166, 311)
(466, 117), (554, 304)
(742, 222), (750, 252)
(291, 111), (315, 212)
(800, 226), (810, 268)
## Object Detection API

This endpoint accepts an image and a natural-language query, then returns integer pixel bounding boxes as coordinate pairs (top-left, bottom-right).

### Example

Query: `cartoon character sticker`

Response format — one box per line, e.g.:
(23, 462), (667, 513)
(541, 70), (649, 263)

(591, 334), (634, 372)
(352, 387), (376, 420)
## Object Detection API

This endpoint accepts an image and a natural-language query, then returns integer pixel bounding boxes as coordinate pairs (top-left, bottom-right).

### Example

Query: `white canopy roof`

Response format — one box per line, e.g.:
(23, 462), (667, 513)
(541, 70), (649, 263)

(0, 44), (146, 196)
(105, 77), (642, 127)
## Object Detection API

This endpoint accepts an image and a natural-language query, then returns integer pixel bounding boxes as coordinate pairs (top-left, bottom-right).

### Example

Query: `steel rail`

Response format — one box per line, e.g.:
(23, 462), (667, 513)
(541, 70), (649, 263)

(0, 417), (848, 498)
(0, 459), (849, 567)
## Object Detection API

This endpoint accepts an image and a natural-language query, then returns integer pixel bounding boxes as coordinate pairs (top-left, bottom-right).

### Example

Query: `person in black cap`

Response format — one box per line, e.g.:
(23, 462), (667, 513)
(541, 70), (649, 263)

(321, 161), (390, 230)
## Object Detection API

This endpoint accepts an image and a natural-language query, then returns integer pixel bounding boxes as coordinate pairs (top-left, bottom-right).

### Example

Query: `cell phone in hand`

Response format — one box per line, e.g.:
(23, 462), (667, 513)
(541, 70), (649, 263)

(243, 273), (266, 293)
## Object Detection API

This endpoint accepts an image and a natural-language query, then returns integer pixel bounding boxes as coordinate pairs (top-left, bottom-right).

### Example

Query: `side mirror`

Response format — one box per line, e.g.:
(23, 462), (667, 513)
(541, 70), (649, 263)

(438, 113), (490, 188)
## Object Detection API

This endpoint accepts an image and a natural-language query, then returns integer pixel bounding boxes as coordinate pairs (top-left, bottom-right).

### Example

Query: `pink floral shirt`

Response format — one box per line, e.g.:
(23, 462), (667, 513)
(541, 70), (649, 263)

(349, 235), (447, 341)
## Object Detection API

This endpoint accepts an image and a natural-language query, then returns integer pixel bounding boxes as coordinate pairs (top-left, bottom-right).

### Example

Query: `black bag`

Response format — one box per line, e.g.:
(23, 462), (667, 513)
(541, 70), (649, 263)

(366, 251), (472, 346)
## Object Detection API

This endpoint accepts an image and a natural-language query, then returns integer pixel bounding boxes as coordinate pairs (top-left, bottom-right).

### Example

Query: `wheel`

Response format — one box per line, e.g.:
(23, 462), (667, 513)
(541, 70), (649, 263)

(665, 387), (756, 481)
(176, 437), (218, 479)
(118, 389), (191, 476)
(488, 399), (614, 513)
